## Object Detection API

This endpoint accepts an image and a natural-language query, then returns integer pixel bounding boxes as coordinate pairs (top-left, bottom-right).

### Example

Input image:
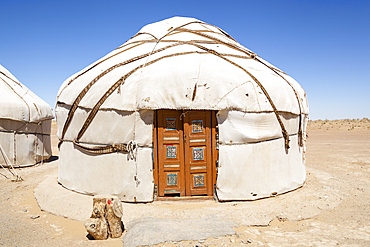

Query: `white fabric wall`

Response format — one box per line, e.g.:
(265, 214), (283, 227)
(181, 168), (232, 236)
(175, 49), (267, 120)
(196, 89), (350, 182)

(0, 119), (52, 167)
(55, 105), (153, 147)
(57, 108), (307, 202)
(58, 143), (154, 202)
(216, 135), (305, 201)
(217, 110), (300, 144)
(57, 109), (154, 202)
(215, 110), (306, 201)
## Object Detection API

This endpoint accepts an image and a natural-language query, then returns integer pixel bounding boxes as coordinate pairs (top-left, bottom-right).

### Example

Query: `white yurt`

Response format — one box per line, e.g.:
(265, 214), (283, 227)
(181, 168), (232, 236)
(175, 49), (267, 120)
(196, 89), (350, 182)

(56, 17), (309, 202)
(0, 64), (54, 168)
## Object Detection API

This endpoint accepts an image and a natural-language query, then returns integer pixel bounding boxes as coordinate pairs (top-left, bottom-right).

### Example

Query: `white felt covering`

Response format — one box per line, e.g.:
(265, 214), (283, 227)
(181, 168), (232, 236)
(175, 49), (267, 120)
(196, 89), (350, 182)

(0, 64), (54, 167)
(57, 17), (308, 115)
(58, 143), (154, 202)
(0, 120), (52, 167)
(0, 64), (54, 122)
(56, 17), (309, 201)
(216, 128), (305, 201)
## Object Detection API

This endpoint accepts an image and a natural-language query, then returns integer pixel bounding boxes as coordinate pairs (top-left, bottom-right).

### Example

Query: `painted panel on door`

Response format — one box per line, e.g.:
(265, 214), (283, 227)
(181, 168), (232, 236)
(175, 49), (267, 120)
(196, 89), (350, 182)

(192, 120), (203, 133)
(166, 118), (177, 130)
(193, 174), (205, 187)
(193, 148), (204, 161)
(166, 146), (177, 159)
(167, 173), (178, 186)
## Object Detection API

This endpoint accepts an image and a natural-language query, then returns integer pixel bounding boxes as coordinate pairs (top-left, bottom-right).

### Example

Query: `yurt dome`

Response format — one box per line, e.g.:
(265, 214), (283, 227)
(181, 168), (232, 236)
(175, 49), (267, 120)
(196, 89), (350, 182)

(0, 64), (54, 167)
(56, 16), (309, 202)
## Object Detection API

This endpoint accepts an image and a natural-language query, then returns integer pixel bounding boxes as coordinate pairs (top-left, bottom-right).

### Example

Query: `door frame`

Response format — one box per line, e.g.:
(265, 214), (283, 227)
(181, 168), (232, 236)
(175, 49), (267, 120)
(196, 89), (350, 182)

(153, 110), (218, 198)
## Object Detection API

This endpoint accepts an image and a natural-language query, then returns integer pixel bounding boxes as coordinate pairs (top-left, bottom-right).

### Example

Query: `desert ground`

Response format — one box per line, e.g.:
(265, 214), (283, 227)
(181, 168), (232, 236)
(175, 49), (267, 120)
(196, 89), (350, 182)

(1, 118), (370, 246)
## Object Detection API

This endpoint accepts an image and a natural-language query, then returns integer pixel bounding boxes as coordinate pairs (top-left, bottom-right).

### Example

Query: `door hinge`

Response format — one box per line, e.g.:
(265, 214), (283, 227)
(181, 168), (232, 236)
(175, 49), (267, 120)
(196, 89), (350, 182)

(215, 133), (219, 150)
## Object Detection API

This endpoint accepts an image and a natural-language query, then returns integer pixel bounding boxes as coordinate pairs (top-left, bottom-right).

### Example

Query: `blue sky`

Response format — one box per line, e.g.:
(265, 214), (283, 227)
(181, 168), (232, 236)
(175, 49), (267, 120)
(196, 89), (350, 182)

(1, 0), (369, 120)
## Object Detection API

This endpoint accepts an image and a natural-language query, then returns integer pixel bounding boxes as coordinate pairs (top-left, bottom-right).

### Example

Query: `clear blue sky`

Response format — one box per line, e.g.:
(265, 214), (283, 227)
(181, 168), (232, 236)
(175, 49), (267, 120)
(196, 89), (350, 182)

(1, 0), (369, 120)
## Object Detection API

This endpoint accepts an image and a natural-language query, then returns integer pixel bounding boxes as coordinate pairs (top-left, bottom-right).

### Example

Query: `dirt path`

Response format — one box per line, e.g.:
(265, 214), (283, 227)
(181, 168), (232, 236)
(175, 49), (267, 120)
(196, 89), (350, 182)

(1, 119), (370, 246)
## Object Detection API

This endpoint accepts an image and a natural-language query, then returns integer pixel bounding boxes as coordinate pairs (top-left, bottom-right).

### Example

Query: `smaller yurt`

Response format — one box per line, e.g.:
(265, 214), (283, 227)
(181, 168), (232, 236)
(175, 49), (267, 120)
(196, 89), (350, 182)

(0, 64), (54, 167)
(56, 17), (309, 202)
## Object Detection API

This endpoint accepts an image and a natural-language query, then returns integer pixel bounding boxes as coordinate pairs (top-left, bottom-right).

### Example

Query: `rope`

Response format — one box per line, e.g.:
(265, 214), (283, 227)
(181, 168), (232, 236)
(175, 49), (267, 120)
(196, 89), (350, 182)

(188, 43), (291, 149)
(72, 139), (140, 159)
(73, 51), (205, 143)
(37, 121), (45, 165)
(73, 140), (129, 154)
(57, 41), (149, 99)
(0, 71), (23, 87)
(254, 56), (303, 146)
(0, 76), (31, 123)
(58, 34), (256, 146)
(69, 46), (290, 149)
(127, 140), (138, 161)
(59, 42), (196, 146)
(60, 19), (240, 98)
(0, 144), (23, 182)
(58, 20), (302, 150)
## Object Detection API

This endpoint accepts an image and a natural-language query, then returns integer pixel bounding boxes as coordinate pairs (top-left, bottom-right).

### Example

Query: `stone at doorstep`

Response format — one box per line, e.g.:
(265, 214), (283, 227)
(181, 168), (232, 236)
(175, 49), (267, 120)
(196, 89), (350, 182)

(84, 195), (124, 240)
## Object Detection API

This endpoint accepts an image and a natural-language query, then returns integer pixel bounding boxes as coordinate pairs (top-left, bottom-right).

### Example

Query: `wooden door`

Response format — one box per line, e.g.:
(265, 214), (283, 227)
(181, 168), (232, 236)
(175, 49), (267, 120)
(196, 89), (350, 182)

(184, 111), (213, 196)
(157, 110), (185, 196)
(156, 110), (215, 197)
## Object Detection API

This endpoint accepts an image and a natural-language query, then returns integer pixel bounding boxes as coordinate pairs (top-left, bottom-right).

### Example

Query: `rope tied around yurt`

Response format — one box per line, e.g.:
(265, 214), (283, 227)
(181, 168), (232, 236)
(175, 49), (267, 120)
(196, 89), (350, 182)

(188, 43), (291, 149)
(66, 46), (291, 150)
(127, 140), (138, 161)
(0, 71), (23, 87)
(0, 144), (23, 182)
(73, 140), (128, 154)
(253, 55), (304, 147)
(58, 19), (304, 151)
(58, 31), (252, 146)
(72, 139), (138, 159)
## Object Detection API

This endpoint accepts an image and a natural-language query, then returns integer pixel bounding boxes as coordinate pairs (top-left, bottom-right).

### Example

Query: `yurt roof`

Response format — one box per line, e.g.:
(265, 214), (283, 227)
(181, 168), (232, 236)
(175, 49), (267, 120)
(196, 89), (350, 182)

(0, 64), (54, 123)
(57, 16), (308, 115)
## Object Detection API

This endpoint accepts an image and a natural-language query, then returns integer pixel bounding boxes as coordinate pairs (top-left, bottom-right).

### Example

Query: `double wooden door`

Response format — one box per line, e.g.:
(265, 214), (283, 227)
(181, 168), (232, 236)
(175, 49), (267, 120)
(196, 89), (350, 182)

(156, 110), (216, 197)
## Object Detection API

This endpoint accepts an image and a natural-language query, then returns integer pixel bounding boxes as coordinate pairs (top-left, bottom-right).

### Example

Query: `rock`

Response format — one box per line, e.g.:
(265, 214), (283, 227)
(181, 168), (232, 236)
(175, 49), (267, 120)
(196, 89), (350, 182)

(277, 215), (287, 222)
(31, 215), (40, 219)
(90, 196), (106, 219)
(84, 195), (124, 240)
(85, 218), (108, 240)
(106, 197), (123, 238)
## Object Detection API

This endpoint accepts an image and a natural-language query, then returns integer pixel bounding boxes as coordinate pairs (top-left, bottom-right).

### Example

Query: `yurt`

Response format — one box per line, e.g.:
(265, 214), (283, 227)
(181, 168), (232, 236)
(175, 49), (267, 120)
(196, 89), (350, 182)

(56, 17), (309, 202)
(0, 64), (54, 168)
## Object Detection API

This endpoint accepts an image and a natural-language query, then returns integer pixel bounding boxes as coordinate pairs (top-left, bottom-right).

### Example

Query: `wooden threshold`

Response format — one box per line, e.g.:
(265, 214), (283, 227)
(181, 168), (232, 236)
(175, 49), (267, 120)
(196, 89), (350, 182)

(156, 196), (214, 201)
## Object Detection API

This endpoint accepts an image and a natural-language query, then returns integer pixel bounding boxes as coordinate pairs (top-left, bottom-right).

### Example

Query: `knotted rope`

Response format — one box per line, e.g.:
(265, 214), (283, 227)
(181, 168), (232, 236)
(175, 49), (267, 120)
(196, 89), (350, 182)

(72, 140), (139, 157)
(127, 140), (138, 161)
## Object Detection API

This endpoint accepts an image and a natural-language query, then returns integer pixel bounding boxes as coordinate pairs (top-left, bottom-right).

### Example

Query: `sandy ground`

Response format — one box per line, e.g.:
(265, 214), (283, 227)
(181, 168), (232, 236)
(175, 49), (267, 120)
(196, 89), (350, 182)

(1, 118), (370, 246)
